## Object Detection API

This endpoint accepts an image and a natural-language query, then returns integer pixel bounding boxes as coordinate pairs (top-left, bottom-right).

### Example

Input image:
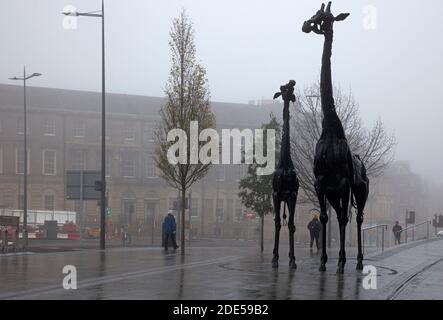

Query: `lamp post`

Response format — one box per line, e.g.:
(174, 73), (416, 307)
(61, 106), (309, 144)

(63, 0), (106, 249)
(9, 67), (42, 250)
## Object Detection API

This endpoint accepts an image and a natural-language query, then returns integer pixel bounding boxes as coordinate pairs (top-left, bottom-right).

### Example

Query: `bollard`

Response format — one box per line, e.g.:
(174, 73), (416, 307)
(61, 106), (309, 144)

(427, 221), (430, 240)
(23, 229), (28, 252)
(382, 227), (385, 252)
(2, 229), (8, 253)
(12, 229), (18, 252)
(0, 229), (4, 253)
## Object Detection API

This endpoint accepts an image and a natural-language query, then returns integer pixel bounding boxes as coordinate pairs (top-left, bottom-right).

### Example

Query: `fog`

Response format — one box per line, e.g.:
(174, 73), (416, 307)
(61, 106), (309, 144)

(0, 0), (442, 185)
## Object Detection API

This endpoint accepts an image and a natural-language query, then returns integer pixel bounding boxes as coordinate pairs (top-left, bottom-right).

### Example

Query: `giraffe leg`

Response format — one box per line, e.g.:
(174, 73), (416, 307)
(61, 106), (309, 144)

(356, 209), (364, 271)
(287, 194), (297, 269)
(272, 193), (282, 269)
(315, 181), (328, 272)
(329, 186), (350, 274)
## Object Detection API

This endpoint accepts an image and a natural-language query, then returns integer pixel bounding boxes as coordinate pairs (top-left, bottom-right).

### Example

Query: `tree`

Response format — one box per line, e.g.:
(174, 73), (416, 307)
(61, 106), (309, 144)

(155, 10), (216, 254)
(238, 114), (281, 252)
(291, 82), (396, 205)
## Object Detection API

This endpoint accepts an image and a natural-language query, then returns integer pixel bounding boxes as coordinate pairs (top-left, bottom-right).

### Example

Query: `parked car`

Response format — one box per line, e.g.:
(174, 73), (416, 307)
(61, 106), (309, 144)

(437, 231), (443, 237)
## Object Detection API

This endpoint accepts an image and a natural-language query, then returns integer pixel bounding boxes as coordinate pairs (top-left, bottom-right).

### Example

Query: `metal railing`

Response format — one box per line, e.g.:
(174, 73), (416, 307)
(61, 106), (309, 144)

(399, 221), (432, 243)
(362, 224), (388, 252)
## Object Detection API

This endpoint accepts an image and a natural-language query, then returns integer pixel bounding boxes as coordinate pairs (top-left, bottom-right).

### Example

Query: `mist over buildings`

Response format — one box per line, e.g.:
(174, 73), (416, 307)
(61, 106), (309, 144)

(0, 1), (442, 190)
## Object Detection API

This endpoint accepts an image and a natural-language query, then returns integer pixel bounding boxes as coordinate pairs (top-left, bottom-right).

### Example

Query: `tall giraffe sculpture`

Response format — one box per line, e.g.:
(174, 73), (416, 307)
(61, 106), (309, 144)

(271, 80), (299, 269)
(303, 2), (369, 273)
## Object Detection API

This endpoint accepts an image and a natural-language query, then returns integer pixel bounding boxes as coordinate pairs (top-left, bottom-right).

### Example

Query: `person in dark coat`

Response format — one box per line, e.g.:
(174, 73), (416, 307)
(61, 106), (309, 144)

(392, 221), (403, 245)
(307, 216), (321, 250)
(163, 211), (179, 251)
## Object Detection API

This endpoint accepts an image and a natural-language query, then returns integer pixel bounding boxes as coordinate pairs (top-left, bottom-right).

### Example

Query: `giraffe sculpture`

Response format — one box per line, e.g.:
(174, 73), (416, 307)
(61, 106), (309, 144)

(271, 80), (299, 269)
(303, 2), (369, 273)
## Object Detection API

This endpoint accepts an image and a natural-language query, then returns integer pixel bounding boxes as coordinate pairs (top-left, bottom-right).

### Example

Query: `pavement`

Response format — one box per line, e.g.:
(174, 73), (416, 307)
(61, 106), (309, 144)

(0, 237), (442, 300)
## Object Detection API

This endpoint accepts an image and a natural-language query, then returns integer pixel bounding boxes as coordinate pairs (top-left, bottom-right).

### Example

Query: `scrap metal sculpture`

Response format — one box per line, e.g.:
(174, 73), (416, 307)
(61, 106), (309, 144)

(303, 2), (369, 273)
(271, 80), (299, 269)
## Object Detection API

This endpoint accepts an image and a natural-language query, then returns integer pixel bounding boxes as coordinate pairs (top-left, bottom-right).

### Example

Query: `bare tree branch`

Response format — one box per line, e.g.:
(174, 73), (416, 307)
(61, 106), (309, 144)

(291, 82), (396, 206)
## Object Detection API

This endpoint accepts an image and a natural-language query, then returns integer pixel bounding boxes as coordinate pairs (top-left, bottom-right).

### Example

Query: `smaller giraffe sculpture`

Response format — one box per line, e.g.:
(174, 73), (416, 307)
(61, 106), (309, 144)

(271, 80), (299, 269)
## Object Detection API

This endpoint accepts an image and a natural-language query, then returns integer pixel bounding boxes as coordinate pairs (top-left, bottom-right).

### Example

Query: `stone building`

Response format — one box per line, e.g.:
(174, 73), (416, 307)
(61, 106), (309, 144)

(0, 84), (280, 243)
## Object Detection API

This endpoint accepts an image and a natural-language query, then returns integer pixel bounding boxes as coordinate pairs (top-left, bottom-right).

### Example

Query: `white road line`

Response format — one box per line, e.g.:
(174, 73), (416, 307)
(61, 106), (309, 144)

(1, 255), (241, 300)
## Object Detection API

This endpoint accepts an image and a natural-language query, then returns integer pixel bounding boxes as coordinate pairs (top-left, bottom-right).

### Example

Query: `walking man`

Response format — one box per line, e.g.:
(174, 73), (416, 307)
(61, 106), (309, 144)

(307, 215), (321, 251)
(163, 210), (179, 251)
(392, 221), (403, 245)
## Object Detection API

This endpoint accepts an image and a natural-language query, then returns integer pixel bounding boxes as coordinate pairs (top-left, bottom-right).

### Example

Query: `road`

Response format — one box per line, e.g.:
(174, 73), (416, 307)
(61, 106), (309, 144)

(0, 238), (442, 299)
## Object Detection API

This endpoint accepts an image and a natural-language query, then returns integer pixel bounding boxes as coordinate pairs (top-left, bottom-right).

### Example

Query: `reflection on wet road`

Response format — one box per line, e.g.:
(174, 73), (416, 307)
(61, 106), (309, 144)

(1, 239), (442, 300)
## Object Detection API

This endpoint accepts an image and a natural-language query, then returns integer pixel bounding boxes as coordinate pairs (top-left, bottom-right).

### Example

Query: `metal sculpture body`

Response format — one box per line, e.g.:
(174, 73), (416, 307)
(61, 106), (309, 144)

(271, 80), (300, 269)
(303, 2), (369, 273)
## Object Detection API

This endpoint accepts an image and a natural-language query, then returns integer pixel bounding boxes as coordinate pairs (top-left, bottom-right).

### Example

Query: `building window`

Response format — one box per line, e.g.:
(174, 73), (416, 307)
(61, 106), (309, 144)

(16, 148), (30, 174)
(122, 199), (136, 226)
(70, 149), (85, 170)
(234, 199), (243, 221)
(216, 199), (224, 221)
(190, 198), (199, 218)
(143, 123), (155, 142)
(144, 201), (156, 224)
(44, 194), (55, 211)
(44, 119), (56, 136)
(73, 120), (86, 138)
(121, 152), (135, 178)
(17, 118), (24, 135)
(96, 151), (112, 177)
(123, 125), (135, 141)
(43, 150), (56, 175)
(146, 156), (157, 178)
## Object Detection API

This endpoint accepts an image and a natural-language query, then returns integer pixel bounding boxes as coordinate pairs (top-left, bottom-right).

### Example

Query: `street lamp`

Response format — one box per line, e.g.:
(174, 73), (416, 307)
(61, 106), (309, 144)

(62, 0), (107, 250)
(9, 67), (42, 251)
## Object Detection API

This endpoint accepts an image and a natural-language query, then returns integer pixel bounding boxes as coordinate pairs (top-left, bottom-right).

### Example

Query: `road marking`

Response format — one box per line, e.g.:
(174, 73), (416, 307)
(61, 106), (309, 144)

(387, 257), (443, 300)
(0, 255), (240, 300)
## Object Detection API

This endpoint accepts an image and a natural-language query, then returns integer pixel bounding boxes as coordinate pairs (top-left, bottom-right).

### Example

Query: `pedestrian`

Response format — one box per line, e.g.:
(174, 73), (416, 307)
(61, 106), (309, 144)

(163, 210), (179, 251)
(307, 215), (321, 251)
(392, 221), (403, 245)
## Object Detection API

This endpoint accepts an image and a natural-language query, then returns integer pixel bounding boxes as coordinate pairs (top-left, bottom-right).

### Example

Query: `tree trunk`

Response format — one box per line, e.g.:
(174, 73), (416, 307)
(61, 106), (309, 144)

(181, 186), (186, 255)
(260, 215), (264, 253)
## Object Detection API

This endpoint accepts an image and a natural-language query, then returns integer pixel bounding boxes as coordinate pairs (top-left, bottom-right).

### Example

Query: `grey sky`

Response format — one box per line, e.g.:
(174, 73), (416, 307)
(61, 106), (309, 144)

(0, 0), (442, 184)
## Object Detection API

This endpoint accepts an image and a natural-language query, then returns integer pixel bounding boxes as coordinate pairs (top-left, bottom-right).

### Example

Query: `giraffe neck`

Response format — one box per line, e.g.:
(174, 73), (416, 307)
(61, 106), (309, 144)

(320, 30), (346, 140)
(278, 100), (293, 169)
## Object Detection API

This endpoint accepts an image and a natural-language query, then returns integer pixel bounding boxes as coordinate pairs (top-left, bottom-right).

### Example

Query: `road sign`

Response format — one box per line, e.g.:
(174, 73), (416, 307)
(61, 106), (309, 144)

(0, 216), (19, 227)
(106, 208), (112, 218)
(66, 170), (101, 200)
(406, 211), (416, 224)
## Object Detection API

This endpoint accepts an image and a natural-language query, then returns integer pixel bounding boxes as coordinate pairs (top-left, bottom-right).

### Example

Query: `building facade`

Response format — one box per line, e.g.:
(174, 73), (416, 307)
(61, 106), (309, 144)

(0, 84), (279, 243)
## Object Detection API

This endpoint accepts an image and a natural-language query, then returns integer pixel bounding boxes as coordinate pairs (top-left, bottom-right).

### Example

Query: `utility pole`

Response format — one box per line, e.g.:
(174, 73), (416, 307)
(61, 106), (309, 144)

(9, 68), (42, 251)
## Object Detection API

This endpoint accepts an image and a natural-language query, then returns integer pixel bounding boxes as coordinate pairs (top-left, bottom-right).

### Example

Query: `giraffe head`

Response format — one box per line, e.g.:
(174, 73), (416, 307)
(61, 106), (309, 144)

(273, 80), (296, 103)
(302, 2), (349, 35)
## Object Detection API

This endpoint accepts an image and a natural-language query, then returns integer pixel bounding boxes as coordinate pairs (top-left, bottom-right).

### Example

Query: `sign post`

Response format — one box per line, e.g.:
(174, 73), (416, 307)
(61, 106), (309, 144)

(66, 170), (101, 245)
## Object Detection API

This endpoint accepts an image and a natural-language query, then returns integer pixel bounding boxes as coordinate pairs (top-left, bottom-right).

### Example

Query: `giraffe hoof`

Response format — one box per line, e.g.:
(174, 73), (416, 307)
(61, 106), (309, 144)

(289, 260), (297, 269)
(319, 264), (326, 272)
(272, 260), (279, 269)
(356, 262), (363, 271)
(337, 262), (345, 274)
